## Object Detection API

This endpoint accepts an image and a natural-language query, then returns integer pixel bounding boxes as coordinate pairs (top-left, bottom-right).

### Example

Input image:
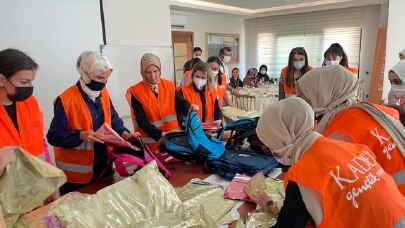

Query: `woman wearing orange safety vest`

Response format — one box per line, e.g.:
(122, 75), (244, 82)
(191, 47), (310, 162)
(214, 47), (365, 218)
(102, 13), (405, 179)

(323, 43), (358, 76)
(253, 97), (405, 228)
(180, 57), (203, 86)
(0, 49), (46, 159)
(127, 53), (191, 153)
(279, 47), (313, 100)
(296, 65), (405, 196)
(207, 56), (233, 107)
(179, 62), (222, 123)
(47, 51), (134, 195)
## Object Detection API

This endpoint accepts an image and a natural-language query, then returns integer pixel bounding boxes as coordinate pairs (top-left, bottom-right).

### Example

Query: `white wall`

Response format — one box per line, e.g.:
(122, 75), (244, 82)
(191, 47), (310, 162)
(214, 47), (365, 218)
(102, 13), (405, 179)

(102, 0), (173, 129)
(0, 0), (103, 128)
(171, 9), (246, 75)
(245, 5), (382, 96)
(104, 0), (172, 46)
(383, 0), (405, 100)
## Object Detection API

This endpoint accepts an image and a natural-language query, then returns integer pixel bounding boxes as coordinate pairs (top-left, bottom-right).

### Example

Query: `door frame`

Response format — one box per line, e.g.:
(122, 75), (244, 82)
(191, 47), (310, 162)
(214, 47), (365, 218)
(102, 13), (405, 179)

(172, 31), (194, 85)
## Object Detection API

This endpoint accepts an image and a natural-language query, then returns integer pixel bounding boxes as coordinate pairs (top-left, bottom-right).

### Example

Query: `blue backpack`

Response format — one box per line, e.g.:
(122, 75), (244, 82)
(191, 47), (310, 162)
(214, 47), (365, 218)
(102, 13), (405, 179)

(206, 150), (279, 180)
(218, 117), (272, 155)
(161, 111), (278, 180)
(161, 110), (225, 161)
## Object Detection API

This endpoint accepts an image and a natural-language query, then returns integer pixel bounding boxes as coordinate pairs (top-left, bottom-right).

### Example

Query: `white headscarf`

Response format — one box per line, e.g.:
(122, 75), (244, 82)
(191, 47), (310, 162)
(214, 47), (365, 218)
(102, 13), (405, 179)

(296, 65), (358, 133)
(388, 60), (405, 106)
(391, 60), (405, 82)
(400, 48), (405, 59)
(256, 97), (320, 166)
(76, 51), (112, 101)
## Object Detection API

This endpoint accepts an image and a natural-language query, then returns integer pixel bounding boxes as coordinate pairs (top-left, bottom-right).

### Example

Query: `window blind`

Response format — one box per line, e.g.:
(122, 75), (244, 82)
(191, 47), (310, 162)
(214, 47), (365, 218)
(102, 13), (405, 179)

(251, 8), (363, 78)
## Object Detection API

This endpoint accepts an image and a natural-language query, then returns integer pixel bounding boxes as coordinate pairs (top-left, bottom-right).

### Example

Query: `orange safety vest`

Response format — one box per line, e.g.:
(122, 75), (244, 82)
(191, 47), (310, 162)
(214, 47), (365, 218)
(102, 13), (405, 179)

(183, 70), (192, 85)
(323, 104), (405, 195)
(54, 85), (112, 184)
(0, 96), (44, 157)
(281, 66), (313, 97)
(126, 79), (179, 152)
(346, 67), (358, 77)
(181, 83), (216, 123)
(286, 136), (405, 228)
(215, 73), (228, 108)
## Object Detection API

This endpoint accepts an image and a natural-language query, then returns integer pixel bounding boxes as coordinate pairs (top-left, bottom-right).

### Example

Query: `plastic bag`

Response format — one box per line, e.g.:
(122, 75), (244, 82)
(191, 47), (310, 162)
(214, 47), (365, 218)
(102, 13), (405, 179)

(48, 162), (217, 228)
(95, 123), (140, 150)
(0, 147), (66, 228)
(245, 173), (285, 206)
(235, 173), (285, 228)
(235, 212), (277, 228)
(176, 181), (238, 225)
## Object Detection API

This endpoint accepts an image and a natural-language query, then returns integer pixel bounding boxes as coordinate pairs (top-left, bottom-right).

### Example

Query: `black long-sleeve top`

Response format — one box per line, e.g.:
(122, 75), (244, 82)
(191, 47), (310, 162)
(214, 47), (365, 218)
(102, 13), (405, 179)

(130, 91), (191, 141)
(272, 181), (313, 228)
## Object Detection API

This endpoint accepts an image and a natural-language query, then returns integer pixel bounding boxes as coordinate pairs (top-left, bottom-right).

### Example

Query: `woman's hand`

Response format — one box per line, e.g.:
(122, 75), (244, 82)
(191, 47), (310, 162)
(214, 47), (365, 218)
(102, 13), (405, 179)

(44, 190), (60, 204)
(80, 131), (104, 144)
(249, 189), (272, 208)
(0, 148), (16, 177)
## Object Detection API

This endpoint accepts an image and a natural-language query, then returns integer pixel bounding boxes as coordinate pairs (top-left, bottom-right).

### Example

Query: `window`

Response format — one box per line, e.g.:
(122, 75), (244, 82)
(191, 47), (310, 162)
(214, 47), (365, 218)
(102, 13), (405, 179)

(252, 8), (363, 78)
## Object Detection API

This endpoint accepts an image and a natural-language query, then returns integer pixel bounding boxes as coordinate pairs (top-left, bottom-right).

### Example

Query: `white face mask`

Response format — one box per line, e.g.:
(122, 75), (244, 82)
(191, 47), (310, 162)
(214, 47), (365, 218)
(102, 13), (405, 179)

(325, 56), (342, 66)
(293, 61), (305, 70)
(211, 70), (219, 76)
(260, 70), (267, 75)
(223, 56), (231, 63)
(389, 84), (405, 106)
(193, 77), (207, 90)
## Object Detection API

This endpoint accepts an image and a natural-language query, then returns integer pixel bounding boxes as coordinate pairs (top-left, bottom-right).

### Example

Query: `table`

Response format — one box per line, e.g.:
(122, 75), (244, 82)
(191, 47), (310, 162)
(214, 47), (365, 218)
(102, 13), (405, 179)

(21, 161), (261, 228)
(79, 162), (256, 227)
(232, 87), (278, 112)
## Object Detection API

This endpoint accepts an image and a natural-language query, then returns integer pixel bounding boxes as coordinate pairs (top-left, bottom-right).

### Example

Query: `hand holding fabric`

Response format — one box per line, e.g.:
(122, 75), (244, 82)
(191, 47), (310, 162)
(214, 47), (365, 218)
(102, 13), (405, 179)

(80, 131), (104, 144)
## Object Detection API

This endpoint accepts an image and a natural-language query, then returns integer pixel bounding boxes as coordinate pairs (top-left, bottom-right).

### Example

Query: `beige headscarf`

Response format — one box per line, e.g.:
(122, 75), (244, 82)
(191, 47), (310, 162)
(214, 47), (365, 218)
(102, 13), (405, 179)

(140, 53), (161, 93)
(76, 51), (112, 101)
(256, 97), (320, 166)
(296, 65), (358, 133)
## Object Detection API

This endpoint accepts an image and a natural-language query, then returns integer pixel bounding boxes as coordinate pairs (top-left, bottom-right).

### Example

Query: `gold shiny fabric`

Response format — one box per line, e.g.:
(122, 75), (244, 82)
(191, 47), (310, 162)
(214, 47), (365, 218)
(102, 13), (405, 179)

(49, 162), (237, 228)
(176, 181), (237, 225)
(238, 174), (285, 228)
(0, 148), (66, 227)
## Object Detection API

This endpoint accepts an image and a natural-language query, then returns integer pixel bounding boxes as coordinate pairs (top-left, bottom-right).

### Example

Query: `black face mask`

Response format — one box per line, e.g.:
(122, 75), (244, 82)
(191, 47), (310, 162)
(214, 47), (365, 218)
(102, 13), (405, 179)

(8, 86), (34, 102)
(86, 80), (106, 91)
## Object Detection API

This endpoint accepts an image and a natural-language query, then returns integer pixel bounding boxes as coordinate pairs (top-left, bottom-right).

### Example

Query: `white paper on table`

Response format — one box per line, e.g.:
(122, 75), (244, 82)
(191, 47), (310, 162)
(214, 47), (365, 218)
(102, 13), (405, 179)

(203, 174), (231, 189)
(268, 168), (282, 179)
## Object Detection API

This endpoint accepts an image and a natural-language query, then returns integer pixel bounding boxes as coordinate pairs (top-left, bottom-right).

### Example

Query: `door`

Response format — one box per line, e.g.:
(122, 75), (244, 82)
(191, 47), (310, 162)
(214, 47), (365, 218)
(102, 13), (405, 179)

(172, 31), (193, 86)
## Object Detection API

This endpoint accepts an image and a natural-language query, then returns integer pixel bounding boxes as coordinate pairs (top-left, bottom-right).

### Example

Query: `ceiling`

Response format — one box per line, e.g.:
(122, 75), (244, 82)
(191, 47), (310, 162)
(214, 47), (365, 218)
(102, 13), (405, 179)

(170, 0), (386, 16)
(195, 0), (320, 10)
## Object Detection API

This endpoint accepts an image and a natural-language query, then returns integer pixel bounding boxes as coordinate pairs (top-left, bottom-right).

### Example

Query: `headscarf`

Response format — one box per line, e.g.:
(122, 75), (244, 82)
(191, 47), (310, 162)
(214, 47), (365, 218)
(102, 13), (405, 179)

(77, 51), (112, 101)
(140, 53), (161, 93)
(391, 60), (405, 82)
(243, 68), (257, 87)
(400, 48), (405, 59)
(296, 65), (358, 132)
(140, 53), (161, 77)
(256, 97), (320, 166)
(387, 60), (405, 106)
